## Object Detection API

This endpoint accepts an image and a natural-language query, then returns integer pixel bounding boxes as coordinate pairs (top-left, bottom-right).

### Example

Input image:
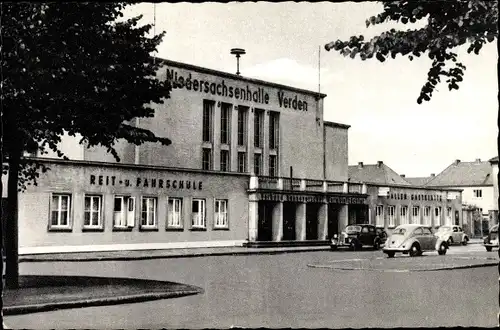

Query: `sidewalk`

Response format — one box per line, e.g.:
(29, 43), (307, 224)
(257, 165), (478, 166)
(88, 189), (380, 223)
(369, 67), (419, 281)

(19, 239), (484, 263)
(3, 275), (203, 316)
(20, 245), (332, 262)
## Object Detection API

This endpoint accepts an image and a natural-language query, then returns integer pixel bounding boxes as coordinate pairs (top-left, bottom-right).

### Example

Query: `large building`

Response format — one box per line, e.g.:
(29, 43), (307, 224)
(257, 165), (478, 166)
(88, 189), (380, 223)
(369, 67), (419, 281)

(10, 58), (375, 255)
(348, 161), (463, 234)
(405, 158), (497, 236)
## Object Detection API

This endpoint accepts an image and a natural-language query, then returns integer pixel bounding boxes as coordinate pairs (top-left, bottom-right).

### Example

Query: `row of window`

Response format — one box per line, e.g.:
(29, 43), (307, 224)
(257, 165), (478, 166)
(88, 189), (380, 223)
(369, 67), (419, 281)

(202, 148), (278, 176)
(50, 194), (229, 231)
(375, 205), (453, 227)
(202, 100), (279, 176)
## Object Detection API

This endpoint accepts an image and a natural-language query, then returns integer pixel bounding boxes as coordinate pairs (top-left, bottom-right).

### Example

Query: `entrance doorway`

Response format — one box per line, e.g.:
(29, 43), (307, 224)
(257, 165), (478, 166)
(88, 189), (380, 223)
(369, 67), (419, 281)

(258, 201), (273, 241)
(306, 203), (320, 240)
(282, 202), (296, 240)
(328, 204), (340, 239)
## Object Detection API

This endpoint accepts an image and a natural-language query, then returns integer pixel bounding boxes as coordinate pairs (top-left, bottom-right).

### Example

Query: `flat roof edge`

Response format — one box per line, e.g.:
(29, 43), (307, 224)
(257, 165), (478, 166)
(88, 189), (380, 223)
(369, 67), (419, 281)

(156, 57), (328, 99)
(324, 121), (350, 129)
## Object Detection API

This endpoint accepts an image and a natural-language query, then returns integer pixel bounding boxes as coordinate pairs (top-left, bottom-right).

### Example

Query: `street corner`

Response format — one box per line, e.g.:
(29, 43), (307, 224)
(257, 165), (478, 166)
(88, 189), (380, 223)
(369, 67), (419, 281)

(3, 275), (204, 316)
(307, 254), (499, 272)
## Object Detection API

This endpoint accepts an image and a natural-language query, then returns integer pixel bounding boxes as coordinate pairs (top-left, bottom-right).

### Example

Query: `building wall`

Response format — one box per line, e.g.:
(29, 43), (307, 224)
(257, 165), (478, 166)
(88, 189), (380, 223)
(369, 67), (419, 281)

(69, 60), (327, 180)
(439, 185), (494, 215)
(324, 124), (348, 182)
(492, 163), (499, 211)
(17, 160), (249, 253)
(364, 185), (463, 232)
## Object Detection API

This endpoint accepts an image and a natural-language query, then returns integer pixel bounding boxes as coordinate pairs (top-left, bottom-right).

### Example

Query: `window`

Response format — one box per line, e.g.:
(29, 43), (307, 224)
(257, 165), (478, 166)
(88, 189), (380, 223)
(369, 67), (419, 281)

(113, 196), (135, 228)
(422, 227), (433, 235)
(254, 153), (262, 175)
(141, 197), (157, 228)
(414, 227), (423, 235)
(191, 199), (206, 228)
(269, 154), (277, 177)
(50, 194), (71, 229)
(473, 189), (482, 198)
(411, 206), (420, 224)
(424, 206), (431, 225)
(214, 199), (228, 229)
(388, 205), (396, 227)
(202, 148), (212, 170)
(361, 226), (369, 233)
(237, 106), (247, 146)
(167, 198), (183, 228)
(400, 206), (408, 225)
(375, 205), (384, 226)
(434, 206), (441, 225)
(220, 149), (230, 172)
(254, 109), (264, 148)
(269, 111), (280, 149)
(84, 195), (102, 228)
(220, 103), (231, 144)
(202, 100), (214, 142)
(238, 152), (246, 173)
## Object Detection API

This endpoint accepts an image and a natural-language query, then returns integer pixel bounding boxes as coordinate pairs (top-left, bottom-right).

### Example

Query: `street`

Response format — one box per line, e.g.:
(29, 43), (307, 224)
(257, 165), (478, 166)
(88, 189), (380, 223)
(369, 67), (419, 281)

(5, 245), (498, 329)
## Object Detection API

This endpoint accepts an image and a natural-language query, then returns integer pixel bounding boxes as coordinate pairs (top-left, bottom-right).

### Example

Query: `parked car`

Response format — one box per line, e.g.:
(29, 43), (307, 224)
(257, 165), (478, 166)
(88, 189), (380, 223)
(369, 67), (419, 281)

(330, 224), (384, 251)
(483, 225), (499, 252)
(383, 224), (448, 258)
(434, 225), (469, 246)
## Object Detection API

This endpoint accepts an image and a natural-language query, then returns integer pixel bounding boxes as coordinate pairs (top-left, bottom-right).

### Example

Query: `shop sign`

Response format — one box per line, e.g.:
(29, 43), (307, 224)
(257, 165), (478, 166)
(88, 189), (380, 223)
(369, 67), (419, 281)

(90, 175), (203, 190)
(259, 193), (366, 204)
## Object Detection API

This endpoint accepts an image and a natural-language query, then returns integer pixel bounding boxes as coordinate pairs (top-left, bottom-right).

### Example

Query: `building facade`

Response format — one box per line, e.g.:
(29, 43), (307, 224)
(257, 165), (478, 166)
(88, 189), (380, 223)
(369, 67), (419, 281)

(12, 58), (371, 254)
(349, 161), (463, 234)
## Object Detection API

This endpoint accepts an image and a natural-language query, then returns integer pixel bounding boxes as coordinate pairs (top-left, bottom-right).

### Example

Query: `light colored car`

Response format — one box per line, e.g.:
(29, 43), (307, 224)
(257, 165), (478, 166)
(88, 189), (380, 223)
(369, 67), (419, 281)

(434, 225), (469, 246)
(483, 225), (499, 252)
(383, 224), (448, 258)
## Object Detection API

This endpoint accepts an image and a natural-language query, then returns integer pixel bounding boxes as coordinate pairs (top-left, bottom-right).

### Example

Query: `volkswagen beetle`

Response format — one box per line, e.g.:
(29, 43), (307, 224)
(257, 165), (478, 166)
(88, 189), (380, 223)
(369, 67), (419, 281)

(434, 225), (469, 246)
(383, 224), (448, 258)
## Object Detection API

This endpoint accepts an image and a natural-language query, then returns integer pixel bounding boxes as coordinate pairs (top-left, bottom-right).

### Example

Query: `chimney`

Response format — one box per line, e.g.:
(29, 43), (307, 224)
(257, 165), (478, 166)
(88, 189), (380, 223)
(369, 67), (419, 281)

(377, 161), (383, 168)
(476, 158), (481, 162)
(358, 162), (363, 169)
(400, 174), (406, 178)
(454, 159), (460, 165)
(430, 173), (435, 177)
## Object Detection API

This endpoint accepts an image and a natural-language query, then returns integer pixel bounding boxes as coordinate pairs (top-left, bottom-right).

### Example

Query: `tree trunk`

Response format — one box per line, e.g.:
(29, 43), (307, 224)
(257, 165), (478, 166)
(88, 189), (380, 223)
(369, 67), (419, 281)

(5, 147), (20, 289)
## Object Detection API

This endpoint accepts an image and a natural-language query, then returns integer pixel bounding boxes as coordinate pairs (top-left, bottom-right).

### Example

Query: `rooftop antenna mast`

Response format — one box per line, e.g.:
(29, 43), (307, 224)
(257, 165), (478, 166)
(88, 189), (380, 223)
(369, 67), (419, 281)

(318, 45), (321, 96)
(230, 48), (246, 75)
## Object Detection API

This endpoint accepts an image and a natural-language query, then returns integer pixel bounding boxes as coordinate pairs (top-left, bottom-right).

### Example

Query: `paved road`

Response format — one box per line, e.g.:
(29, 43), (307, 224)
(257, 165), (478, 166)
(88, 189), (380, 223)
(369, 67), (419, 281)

(5, 246), (498, 329)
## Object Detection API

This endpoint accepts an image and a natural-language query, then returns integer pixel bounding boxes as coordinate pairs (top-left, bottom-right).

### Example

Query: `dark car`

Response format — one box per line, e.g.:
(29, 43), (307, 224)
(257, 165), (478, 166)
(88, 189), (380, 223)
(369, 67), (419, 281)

(330, 224), (384, 251)
(483, 225), (499, 252)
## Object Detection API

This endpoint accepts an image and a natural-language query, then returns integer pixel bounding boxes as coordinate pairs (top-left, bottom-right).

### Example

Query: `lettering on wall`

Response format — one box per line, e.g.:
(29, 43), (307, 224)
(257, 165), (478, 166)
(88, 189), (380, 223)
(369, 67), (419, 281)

(166, 68), (309, 111)
(259, 193), (366, 204)
(277, 91), (308, 111)
(90, 175), (203, 190)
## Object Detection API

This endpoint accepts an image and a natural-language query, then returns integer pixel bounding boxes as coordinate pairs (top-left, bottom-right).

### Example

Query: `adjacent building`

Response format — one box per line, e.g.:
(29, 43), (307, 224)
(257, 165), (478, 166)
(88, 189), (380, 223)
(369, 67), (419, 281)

(406, 158), (498, 236)
(349, 161), (463, 234)
(10, 58), (372, 255)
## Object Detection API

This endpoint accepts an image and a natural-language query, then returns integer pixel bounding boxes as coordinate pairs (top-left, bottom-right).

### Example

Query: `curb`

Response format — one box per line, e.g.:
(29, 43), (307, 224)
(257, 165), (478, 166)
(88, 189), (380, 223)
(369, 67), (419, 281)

(19, 247), (332, 263)
(307, 261), (498, 272)
(3, 289), (202, 316)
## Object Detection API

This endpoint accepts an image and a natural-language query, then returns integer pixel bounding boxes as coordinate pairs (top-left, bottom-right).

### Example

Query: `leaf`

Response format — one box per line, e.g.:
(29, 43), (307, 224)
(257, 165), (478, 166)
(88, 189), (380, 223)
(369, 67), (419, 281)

(376, 52), (385, 62)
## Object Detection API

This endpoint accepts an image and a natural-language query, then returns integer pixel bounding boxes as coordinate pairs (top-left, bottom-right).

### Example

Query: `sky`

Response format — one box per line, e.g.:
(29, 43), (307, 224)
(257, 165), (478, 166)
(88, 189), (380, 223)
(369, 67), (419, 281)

(125, 2), (498, 177)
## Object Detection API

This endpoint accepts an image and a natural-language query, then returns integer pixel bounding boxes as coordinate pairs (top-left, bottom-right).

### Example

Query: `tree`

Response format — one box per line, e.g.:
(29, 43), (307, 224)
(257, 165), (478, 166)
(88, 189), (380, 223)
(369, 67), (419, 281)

(1, 3), (171, 289)
(324, 0), (497, 104)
